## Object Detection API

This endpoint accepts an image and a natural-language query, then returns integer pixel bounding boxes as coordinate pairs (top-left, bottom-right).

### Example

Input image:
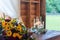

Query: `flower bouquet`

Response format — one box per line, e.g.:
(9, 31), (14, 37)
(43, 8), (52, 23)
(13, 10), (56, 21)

(0, 16), (35, 40)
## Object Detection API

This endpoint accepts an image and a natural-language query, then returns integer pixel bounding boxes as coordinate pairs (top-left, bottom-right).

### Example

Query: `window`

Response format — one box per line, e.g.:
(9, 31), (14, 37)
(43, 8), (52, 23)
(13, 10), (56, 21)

(46, 0), (60, 30)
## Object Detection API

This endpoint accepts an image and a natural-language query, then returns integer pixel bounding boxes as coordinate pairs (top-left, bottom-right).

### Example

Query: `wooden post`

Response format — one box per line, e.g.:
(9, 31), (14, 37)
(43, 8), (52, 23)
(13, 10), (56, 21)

(40, 0), (46, 29)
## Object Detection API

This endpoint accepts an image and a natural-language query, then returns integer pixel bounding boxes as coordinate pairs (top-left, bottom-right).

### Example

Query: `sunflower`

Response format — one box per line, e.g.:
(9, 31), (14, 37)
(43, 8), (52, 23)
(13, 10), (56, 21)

(2, 21), (7, 28)
(16, 24), (22, 32)
(13, 33), (17, 38)
(9, 22), (14, 29)
(4, 22), (11, 31)
(16, 33), (22, 39)
(4, 26), (10, 31)
(6, 31), (12, 36)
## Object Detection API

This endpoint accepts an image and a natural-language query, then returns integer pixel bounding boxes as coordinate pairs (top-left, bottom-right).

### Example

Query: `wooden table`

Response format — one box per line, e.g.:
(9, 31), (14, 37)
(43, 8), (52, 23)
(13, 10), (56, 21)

(32, 30), (60, 40)
(47, 35), (60, 40)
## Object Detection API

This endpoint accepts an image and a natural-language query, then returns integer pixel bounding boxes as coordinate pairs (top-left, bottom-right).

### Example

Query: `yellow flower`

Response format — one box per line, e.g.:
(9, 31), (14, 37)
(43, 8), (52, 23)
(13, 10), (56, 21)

(6, 31), (12, 36)
(9, 22), (14, 29)
(4, 23), (11, 31)
(2, 21), (7, 28)
(16, 33), (22, 39)
(4, 26), (10, 31)
(16, 24), (22, 32)
(13, 33), (17, 38)
(13, 33), (22, 39)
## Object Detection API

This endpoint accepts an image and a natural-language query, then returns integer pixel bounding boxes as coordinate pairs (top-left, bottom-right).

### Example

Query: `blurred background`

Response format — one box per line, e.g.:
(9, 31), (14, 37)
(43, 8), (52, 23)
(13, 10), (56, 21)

(46, 0), (60, 30)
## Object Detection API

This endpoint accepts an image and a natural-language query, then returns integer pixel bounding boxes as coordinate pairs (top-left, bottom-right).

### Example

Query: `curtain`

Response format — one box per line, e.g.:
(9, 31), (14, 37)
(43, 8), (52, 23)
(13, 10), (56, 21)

(0, 0), (20, 18)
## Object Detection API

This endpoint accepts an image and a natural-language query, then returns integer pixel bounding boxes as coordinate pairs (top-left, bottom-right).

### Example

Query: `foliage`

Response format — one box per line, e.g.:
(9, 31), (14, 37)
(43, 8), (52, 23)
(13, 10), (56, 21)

(46, 0), (60, 13)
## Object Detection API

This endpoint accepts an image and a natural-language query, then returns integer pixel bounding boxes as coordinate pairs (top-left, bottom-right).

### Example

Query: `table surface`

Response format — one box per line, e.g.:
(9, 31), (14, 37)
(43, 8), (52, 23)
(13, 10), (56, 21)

(32, 30), (60, 40)
(42, 30), (60, 40)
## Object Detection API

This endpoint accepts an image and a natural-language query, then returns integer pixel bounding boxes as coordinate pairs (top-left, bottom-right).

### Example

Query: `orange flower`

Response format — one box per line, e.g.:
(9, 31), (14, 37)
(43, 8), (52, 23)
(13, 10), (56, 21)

(6, 31), (12, 36)
(13, 33), (17, 38)
(16, 33), (22, 39)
